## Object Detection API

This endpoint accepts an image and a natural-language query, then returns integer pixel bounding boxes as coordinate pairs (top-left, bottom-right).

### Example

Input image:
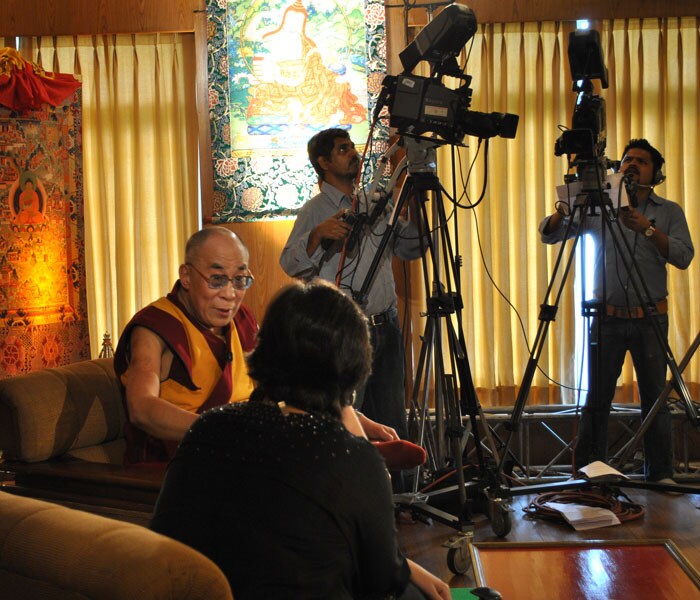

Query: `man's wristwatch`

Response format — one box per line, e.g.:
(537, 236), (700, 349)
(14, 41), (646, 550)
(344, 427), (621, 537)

(644, 225), (656, 238)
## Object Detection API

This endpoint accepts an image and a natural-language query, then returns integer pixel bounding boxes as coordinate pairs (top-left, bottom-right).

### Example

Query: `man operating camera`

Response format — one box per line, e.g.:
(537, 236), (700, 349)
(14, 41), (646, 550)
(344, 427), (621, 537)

(540, 138), (694, 484)
(280, 128), (426, 445)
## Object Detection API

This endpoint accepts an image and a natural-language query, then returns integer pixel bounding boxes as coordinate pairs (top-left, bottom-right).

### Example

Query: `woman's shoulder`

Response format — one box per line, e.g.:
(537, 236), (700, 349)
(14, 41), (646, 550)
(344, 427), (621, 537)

(184, 402), (383, 466)
(187, 401), (274, 439)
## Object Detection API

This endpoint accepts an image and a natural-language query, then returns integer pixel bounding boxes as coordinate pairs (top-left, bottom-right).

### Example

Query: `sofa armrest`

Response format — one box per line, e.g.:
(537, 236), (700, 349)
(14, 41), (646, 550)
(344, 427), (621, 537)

(0, 358), (125, 462)
(0, 491), (233, 600)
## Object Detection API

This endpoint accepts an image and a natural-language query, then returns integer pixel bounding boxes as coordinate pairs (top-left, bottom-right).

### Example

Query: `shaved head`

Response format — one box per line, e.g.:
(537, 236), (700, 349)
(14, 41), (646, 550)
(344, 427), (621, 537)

(184, 227), (247, 264)
(178, 226), (251, 332)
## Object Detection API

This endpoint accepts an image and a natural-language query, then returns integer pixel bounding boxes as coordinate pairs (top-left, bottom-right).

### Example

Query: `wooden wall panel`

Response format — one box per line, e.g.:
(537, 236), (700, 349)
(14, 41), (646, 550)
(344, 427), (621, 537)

(194, 10), (215, 213)
(221, 221), (296, 322)
(5, 1), (697, 39)
(408, 1), (700, 26)
(219, 220), (422, 328)
(0, 0), (204, 36)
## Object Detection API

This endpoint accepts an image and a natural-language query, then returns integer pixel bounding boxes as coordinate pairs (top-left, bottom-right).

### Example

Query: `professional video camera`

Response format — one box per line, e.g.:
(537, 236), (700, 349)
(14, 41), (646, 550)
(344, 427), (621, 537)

(374, 4), (518, 146)
(554, 29), (609, 161)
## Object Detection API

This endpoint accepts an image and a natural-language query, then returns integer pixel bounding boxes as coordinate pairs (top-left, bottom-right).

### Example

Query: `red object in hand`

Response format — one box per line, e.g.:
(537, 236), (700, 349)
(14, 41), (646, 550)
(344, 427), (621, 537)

(373, 440), (427, 470)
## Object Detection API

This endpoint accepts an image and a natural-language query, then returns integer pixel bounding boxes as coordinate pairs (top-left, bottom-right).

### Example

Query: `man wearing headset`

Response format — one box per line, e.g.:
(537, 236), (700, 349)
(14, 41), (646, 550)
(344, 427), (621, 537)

(540, 138), (694, 484)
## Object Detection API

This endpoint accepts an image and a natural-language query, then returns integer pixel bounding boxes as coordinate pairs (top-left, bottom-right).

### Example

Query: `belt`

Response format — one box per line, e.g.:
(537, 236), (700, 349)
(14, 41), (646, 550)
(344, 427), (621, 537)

(606, 299), (668, 319)
(368, 307), (397, 327)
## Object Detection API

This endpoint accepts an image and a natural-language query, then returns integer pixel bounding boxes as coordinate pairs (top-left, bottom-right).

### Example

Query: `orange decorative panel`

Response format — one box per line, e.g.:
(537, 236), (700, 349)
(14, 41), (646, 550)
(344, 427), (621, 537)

(0, 90), (89, 377)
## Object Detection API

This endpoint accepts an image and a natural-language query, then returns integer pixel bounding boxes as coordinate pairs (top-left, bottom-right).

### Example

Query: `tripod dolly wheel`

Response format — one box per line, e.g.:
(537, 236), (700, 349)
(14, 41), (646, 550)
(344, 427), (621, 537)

(489, 499), (512, 538)
(446, 543), (471, 575)
(442, 534), (472, 575)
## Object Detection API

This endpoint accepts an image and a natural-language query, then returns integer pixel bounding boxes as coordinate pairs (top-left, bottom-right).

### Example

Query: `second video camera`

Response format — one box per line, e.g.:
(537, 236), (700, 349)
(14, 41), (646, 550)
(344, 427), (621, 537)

(554, 29), (609, 160)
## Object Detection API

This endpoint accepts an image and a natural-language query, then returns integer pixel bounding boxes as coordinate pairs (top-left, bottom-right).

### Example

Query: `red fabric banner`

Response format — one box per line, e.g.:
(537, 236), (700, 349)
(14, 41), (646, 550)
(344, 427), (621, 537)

(0, 47), (81, 111)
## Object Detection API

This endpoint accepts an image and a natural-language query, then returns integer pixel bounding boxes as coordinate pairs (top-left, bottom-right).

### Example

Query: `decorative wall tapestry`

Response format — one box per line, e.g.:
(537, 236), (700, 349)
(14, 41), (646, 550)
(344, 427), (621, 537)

(0, 48), (88, 378)
(207, 0), (388, 222)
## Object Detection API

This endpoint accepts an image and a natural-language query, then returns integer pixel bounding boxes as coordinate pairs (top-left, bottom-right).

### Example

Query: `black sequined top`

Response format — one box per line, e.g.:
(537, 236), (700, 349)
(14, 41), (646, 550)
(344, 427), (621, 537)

(151, 401), (411, 599)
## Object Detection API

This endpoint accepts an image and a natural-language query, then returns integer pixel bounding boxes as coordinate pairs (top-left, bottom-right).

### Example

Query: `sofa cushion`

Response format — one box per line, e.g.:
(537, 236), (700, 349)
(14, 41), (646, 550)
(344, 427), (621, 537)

(65, 438), (127, 463)
(0, 358), (125, 462)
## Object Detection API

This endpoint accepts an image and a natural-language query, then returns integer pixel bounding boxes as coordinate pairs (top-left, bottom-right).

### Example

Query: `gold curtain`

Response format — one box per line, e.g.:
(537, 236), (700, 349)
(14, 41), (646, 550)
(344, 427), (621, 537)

(425, 17), (700, 407)
(29, 34), (199, 357)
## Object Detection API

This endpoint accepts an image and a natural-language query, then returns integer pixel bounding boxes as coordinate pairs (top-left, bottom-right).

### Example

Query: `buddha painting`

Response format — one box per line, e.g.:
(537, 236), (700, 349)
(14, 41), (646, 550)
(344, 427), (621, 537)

(13, 175), (45, 225)
(244, 0), (366, 134)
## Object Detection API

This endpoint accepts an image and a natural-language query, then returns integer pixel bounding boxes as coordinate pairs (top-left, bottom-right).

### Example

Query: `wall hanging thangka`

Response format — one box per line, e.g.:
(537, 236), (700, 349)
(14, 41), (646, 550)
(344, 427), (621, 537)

(207, 0), (388, 221)
(0, 47), (89, 378)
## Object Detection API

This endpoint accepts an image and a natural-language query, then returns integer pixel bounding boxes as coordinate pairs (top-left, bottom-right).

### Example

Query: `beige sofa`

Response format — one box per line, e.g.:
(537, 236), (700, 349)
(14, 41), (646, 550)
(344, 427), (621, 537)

(0, 491), (233, 600)
(0, 358), (164, 518)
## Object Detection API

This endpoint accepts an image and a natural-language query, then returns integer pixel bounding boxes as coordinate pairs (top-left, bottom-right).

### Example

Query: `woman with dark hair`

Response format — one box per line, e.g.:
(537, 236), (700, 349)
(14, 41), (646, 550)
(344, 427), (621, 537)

(151, 281), (450, 599)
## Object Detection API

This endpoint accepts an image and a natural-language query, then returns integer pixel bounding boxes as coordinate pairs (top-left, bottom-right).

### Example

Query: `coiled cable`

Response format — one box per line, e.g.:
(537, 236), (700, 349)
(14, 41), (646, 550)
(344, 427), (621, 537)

(523, 486), (645, 523)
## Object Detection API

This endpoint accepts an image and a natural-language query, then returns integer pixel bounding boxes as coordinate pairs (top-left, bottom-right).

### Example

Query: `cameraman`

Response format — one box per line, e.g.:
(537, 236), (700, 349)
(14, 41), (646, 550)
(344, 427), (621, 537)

(539, 138), (694, 484)
(280, 128), (425, 444)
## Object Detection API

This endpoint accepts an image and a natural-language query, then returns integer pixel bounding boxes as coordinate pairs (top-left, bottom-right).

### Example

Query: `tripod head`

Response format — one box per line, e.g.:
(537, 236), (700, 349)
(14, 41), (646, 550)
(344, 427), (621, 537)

(403, 136), (439, 176)
(350, 136), (446, 309)
(572, 155), (619, 210)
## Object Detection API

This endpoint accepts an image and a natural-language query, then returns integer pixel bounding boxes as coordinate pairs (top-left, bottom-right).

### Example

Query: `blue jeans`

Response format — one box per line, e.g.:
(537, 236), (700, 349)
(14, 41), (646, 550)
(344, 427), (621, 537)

(575, 314), (672, 481)
(355, 309), (408, 440)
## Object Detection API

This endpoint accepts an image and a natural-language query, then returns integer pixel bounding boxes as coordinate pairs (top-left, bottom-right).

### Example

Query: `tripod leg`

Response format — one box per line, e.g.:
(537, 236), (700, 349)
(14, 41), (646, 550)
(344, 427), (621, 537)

(574, 316), (611, 469)
(443, 374), (471, 523)
(496, 203), (592, 479)
(408, 316), (440, 474)
(575, 407), (611, 468)
(611, 331), (700, 471)
(397, 170), (520, 532)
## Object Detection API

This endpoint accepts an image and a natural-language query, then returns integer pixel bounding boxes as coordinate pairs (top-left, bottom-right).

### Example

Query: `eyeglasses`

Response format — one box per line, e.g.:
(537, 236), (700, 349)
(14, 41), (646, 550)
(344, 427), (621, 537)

(186, 263), (254, 291)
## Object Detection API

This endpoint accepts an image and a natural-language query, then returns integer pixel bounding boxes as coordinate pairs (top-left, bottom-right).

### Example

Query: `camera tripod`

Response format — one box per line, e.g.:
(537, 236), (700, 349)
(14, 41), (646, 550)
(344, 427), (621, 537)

(354, 137), (504, 571)
(491, 157), (700, 517)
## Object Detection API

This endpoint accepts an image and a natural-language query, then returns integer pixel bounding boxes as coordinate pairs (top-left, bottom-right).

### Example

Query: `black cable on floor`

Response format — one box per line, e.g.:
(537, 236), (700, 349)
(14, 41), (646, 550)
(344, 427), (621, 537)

(523, 486), (645, 523)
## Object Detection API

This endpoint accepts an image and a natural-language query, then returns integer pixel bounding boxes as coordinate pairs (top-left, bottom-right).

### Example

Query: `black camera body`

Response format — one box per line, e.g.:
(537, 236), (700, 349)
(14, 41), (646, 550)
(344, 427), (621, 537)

(321, 210), (367, 252)
(339, 208), (362, 227)
(554, 83), (607, 159)
(372, 4), (518, 146)
(341, 210), (368, 253)
(554, 30), (609, 161)
(381, 74), (519, 146)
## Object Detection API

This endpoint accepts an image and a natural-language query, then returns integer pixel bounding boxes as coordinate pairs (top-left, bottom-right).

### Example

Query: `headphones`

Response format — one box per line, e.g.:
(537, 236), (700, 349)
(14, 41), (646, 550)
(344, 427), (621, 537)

(652, 167), (666, 186)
